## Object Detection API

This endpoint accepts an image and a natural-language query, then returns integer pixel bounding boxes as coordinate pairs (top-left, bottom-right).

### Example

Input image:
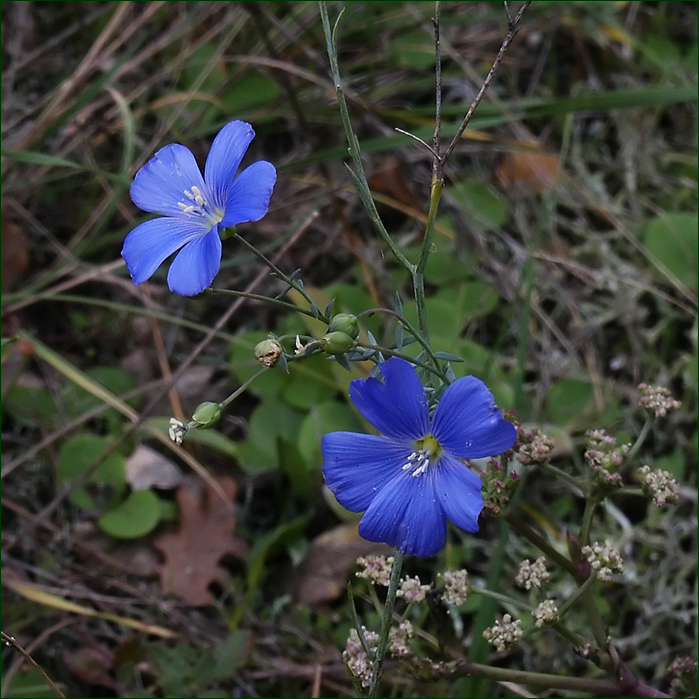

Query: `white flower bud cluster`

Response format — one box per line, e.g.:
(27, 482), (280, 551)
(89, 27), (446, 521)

(637, 465), (680, 507)
(532, 599), (558, 627)
(343, 627), (378, 689)
(581, 541), (624, 581)
(355, 555), (394, 587)
(397, 575), (431, 604)
(483, 614), (523, 652)
(584, 429), (628, 488)
(439, 569), (470, 607)
(638, 383), (681, 418)
(389, 620), (414, 658)
(517, 428), (555, 465)
(515, 556), (551, 590)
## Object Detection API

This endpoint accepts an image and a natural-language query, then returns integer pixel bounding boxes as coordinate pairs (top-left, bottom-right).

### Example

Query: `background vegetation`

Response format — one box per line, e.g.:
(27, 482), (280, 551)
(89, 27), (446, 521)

(1, 2), (696, 697)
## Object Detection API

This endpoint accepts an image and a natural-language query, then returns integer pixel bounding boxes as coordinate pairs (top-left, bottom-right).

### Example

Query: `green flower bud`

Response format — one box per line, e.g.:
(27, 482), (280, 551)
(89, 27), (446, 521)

(328, 313), (359, 339)
(320, 331), (356, 355)
(191, 401), (221, 429)
(254, 338), (283, 367)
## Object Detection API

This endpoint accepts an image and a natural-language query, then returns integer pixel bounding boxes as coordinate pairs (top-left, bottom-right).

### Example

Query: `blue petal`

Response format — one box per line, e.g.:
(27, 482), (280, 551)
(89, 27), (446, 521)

(204, 121), (254, 209)
(166, 228), (222, 296)
(121, 217), (209, 285)
(321, 432), (410, 512)
(358, 469), (447, 557)
(435, 454), (483, 533)
(349, 358), (429, 440)
(432, 376), (516, 458)
(220, 161), (277, 227)
(131, 144), (208, 217)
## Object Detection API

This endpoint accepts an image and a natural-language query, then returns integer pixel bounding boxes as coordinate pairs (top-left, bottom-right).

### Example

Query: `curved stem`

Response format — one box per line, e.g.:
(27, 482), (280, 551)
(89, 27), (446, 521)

(355, 341), (448, 382)
(208, 287), (321, 320)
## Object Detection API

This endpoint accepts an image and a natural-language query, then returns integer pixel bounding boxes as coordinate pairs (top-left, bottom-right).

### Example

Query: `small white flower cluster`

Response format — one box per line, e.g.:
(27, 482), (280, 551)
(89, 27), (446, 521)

(581, 541), (624, 581)
(638, 383), (682, 418)
(343, 627), (378, 689)
(584, 429), (628, 489)
(397, 575), (431, 604)
(532, 599), (558, 627)
(343, 622), (415, 687)
(515, 556), (551, 590)
(483, 614), (523, 652)
(517, 428), (555, 465)
(439, 569), (470, 607)
(168, 418), (187, 445)
(355, 555), (394, 587)
(637, 465), (680, 507)
(389, 620), (414, 658)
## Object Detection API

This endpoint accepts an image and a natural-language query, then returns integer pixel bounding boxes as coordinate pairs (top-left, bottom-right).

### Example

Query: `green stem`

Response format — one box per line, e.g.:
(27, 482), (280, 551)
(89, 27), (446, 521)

(356, 307), (444, 378)
(555, 571), (597, 619)
(367, 549), (404, 698)
(218, 367), (268, 410)
(412, 178), (444, 345)
(538, 461), (585, 492)
(355, 341), (449, 382)
(208, 287), (322, 320)
(231, 232), (329, 322)
(318, 2), (413, 273)
(623, 417), (652, 470)
(579, 496), (599, 548)
(445, 658), (670, 698)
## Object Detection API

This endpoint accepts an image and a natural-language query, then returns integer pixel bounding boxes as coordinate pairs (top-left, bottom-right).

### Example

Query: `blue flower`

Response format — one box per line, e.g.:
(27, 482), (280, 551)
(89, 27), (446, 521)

(321, 358), (516, 557)
(122, 120), (277, 296)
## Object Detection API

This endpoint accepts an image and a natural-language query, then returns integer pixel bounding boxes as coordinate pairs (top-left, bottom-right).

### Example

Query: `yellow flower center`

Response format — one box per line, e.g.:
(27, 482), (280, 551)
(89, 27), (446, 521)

(402, 434), (443, 478)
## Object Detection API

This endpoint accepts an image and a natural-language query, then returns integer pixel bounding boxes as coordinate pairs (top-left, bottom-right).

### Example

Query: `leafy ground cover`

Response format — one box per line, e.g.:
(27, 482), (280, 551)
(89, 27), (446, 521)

(1, 2), (697, 697)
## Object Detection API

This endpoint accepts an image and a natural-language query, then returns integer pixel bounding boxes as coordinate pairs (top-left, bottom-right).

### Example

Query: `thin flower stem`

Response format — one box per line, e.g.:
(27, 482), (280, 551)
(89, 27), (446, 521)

(447, 658), (671, 698)
(578, 495), (599, 547)
(319, 2), (414, 273)
(218, 367), (268, 410)
(555, 570), (597, 619)
(231, 231), (330, 321)
(505, 513), (577, 576)
(356, 307), (446, 380)
(472, 587), (531, 611)
(538, 460), (585, 492)
(356, 341), (448, 380)
(623, 417), (652, 470)
(367, 549), (404, 698)
(438, 1), (532, 177)
(208, 287), (322, 320)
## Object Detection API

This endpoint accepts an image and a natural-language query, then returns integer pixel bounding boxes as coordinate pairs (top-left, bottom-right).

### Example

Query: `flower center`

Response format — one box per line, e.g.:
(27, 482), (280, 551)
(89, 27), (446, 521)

(177, 185), (223, 224)
(402, 434), (443, 478)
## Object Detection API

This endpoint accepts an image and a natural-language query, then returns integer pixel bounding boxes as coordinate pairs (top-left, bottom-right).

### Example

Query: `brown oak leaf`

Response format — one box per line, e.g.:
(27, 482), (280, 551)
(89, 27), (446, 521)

(154, 476), (249, 606)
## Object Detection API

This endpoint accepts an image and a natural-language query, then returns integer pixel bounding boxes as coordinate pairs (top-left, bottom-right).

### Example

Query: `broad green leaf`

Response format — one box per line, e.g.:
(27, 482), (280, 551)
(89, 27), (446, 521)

(643, 213), (698, 289)
(57, 433), (127, 510)
(98, 488), (161, 539)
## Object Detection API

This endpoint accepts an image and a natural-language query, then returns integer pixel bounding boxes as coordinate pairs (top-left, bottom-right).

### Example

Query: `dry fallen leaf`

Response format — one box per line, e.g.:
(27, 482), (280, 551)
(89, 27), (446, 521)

(496, 147), (561, 194)
(154, 476), (249, 606)
(125, 445), (183, 490)
(286, 522), (393, 605)
(1, 205), (30, 293)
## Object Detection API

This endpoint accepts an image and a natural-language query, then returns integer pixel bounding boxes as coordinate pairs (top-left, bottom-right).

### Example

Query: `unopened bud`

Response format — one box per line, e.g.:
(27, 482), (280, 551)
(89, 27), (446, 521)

(254, 338), (283, 367)
(320, 331), (356, 355)
(191, 401), (221, 429)
(328, 313), (359, 339)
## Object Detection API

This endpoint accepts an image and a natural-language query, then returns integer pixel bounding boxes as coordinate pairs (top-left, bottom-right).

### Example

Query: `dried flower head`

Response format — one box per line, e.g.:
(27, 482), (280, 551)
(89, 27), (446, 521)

(637, 465), (680, 507)
(638, 383), (681, 418)
(168, 418), (187, 445)
(581, 541), (624, 581)
(483, 614), (523, 652)
(440, 569), (471, 607)
(515, 557), (551, 590)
